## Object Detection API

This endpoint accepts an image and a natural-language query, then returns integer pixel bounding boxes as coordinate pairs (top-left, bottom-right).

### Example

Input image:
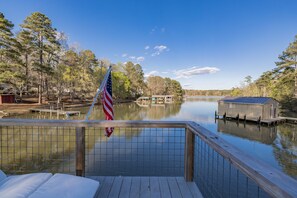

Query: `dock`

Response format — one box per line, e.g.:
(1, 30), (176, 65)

(30, 108), (80, 116)
(88, 176), (203, 198)
(136, 95), (174, 104)
(279, 116), (297, 124)
(215, 112), (286, 126)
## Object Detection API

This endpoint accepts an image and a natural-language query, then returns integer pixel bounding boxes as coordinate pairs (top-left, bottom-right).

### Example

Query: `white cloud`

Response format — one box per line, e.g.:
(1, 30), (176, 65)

(174, 66), (220, 78)
(154, 45), (167, 52)
(151, 45), (168, 56)
(183, 84), (192, 87)
(161, 27), (166, 33)
(129, 56), (136, 60)
(145, 46), (150, 50)
(122, 53), (128, 57)
(161, 71), (169, 74)
(136, 56), (145, 62)
(144, 71), (159, 78)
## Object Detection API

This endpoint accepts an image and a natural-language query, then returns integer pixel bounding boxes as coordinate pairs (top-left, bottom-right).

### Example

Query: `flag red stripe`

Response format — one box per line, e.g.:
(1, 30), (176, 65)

(102, 72), (114, 137)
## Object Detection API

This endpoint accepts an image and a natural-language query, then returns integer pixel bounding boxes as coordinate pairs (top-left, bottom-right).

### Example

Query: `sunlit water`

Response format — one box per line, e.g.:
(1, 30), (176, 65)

(6, 96), (297, 180)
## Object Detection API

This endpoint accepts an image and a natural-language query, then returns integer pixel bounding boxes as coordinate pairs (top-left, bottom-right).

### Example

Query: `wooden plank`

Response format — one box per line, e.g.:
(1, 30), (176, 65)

(97, 176), (106, 184)
(130, 177), (141, 197)
(97, 176), (114, 198)
(176, 177), (193, 198)
(184, 128), (194, 181)
(187, 121), (297, 198)
(109, 176), (123, 198)
(187, 182), (203, 198)
(159, 177), (171, 198)
(75, 127), (85, 176)
(119, 176), (132, 198)
(95, 176), (105, 196)
(0, 119), (188, 128)
(140, 177), (150, 198)
(150, 177), (161, 198)
(167, 177), (182, 198)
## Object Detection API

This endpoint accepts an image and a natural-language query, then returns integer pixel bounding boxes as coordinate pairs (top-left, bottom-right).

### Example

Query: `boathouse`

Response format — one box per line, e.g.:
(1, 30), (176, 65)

(218, 97), (279, 120)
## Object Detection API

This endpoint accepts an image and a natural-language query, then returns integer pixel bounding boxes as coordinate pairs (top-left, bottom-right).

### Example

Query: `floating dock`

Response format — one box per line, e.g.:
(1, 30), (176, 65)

(215, 112), (286, 126)
(30, 108), (80, 116)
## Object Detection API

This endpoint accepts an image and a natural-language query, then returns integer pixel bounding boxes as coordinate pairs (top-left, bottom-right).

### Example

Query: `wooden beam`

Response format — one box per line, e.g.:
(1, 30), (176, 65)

(0, 119), (188, 128)
(184, 127), (194, 182)
(76, 127), (85, 176)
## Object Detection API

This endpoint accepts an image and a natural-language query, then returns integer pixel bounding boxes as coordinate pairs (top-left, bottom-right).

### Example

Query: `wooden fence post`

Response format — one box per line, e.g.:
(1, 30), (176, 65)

(184, 127), (194, 181)
(76, 127), (85, 177)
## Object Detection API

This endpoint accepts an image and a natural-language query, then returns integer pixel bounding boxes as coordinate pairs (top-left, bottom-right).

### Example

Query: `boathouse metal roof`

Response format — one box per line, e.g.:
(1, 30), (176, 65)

(219, 97), (275, 104)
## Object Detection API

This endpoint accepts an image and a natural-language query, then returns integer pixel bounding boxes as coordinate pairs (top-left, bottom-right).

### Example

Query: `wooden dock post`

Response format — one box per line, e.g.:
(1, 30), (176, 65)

(184, 128), (194, 182)
(76, 127), (85, 177)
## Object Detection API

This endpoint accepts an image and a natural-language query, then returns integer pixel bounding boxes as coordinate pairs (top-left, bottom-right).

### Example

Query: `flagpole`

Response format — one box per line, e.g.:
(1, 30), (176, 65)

(85, 66), (112, 121)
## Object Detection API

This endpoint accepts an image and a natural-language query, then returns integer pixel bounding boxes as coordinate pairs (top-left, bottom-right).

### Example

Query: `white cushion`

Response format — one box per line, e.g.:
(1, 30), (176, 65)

(29, 174), (99, 198)
(0, 173), (52, 198)
(0, 170), (6, 183)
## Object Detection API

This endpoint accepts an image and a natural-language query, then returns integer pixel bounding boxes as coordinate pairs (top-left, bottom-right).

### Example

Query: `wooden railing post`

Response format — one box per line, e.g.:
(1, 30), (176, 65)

(76, 127), (85, 176)
(184, 127), (194, 181)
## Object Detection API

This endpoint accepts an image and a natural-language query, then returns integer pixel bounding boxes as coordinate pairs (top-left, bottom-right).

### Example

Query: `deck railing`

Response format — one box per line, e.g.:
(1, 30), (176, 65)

(0, 119), (296, 198)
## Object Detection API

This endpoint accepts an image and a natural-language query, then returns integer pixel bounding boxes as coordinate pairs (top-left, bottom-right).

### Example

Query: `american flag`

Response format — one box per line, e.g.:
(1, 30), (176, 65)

(102, 72), (114, 137)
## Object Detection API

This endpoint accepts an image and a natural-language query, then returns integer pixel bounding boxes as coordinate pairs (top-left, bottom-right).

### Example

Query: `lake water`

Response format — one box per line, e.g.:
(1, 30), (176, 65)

(4, 96), (297, 181)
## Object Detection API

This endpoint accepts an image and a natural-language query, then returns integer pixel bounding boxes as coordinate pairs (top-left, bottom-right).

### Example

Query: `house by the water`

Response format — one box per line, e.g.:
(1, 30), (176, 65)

(217, 97), (279, 120)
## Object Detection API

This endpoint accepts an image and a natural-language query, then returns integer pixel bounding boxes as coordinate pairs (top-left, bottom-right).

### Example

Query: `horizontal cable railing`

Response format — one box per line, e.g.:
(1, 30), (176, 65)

(0, 119), (296, 198)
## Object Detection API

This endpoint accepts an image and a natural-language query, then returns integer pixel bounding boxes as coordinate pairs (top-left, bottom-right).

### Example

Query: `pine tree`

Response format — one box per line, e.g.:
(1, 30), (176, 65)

(16, 30), (34, 92)
(277, 35), (297, 98)
(0, 12), (20, 83)
(20, 12), (60, 103)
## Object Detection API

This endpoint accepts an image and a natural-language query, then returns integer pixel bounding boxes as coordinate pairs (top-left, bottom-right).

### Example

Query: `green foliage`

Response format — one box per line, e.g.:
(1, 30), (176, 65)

(0, 11), (184, 104)
(185, 89), (231, 96)
(146, 76), (183, 100)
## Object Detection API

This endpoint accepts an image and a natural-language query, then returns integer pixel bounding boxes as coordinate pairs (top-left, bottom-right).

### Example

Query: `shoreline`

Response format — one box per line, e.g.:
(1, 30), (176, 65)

(0, 99), (134, 117)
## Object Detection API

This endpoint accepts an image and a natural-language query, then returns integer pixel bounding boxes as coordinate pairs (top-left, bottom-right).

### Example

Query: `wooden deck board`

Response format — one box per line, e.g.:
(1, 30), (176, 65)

(150, 177), (161, 198)
(130, 177), (141, 197)
(140, 177), (150, 198)
(109, 176), (123, 197)
(87, 176), (202, 198)
(176, 177), (193, 198)
(159, 177), (172, 197)
(167, 177), (182, 198)
(119, 176), (132, 198)
(96, 176), (114, 197)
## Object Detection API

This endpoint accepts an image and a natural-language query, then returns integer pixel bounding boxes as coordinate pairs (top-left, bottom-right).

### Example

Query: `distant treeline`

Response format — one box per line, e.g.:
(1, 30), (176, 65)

(184, 89), (231, 96)
(0, 12), (183, 103)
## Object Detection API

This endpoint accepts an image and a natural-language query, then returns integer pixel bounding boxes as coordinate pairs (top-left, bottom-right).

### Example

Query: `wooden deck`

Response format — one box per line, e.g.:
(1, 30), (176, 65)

(30, 108), (80, 116)
(87, 176), (203, 198)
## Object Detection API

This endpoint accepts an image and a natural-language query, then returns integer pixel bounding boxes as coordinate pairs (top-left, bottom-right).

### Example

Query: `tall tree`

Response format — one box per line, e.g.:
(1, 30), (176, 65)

(0, 12), (20, 82)
(20, 12), (60, 104)
(277, 35), (297, 98)
(0, 12), (24, 99)
(124, 62), (145, 98)
(16, 30), (34, 92)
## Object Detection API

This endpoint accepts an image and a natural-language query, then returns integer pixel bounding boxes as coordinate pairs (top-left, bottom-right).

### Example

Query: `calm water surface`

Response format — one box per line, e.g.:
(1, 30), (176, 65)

(7, 96), (297, 180)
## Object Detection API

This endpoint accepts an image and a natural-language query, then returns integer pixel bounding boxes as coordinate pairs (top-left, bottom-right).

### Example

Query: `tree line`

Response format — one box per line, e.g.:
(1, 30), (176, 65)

(230, 35), (297, 111)
(184, 89), (231, 96)
(0, 12), (183, 104)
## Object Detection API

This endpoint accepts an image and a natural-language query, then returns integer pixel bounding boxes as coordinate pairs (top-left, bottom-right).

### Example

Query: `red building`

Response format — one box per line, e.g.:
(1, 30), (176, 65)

(0, 94), (15, 104)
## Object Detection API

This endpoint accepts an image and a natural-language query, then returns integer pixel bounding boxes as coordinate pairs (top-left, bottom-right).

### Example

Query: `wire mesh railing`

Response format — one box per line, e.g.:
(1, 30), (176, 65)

(193, 135), (270, 198)
(0, 119), (296, 198)
(85, 127), (185, 176)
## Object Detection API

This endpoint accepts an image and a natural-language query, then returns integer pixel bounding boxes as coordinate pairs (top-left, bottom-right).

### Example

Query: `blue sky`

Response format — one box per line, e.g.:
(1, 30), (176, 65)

(1, 0), (297, 90)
